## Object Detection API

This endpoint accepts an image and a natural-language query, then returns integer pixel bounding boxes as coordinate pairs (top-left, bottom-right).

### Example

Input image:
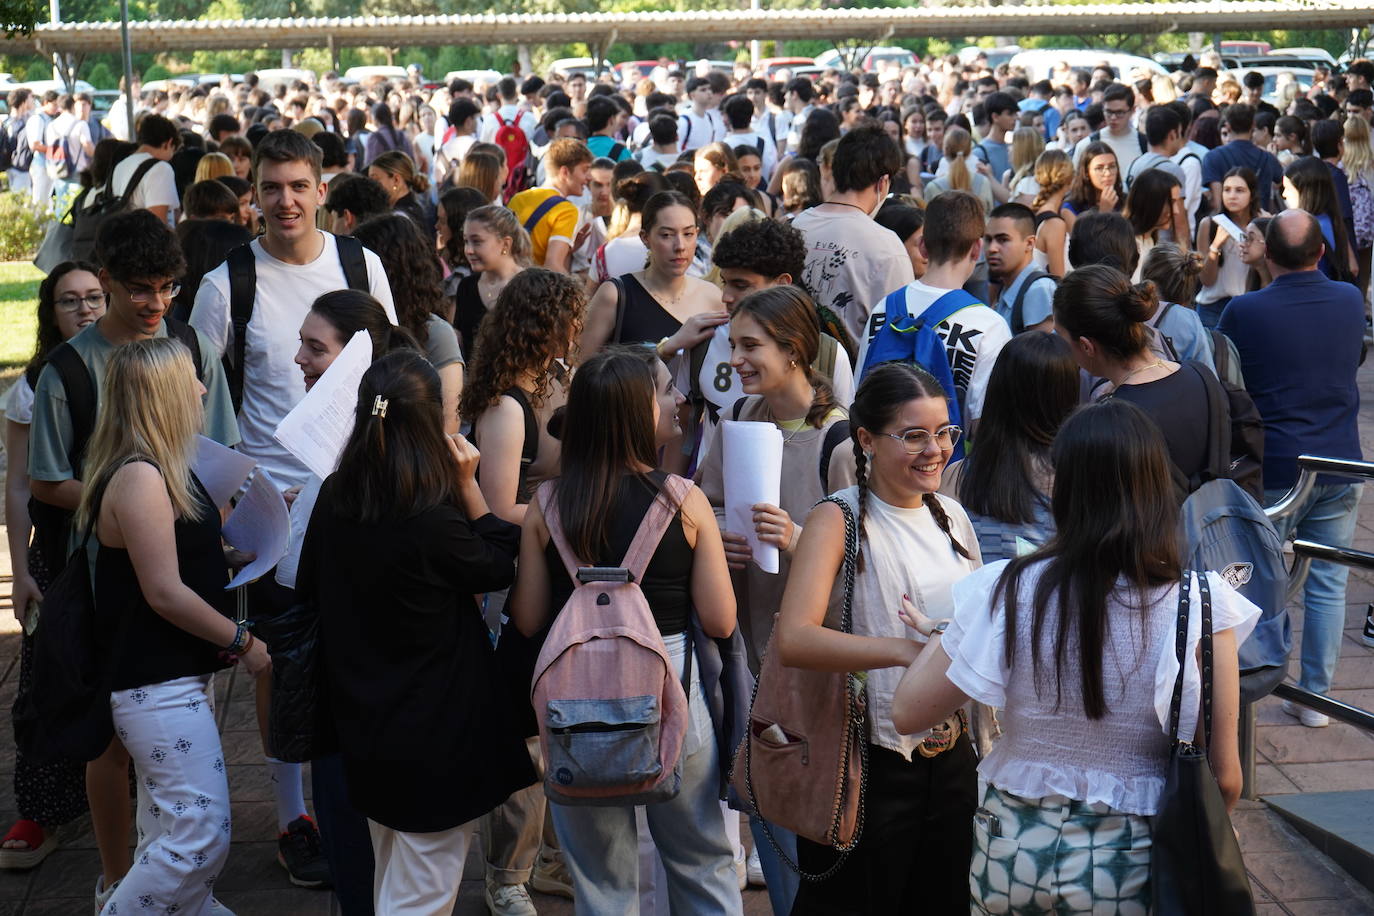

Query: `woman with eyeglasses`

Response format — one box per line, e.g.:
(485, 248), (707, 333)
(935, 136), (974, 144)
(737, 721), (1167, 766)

(1061, 141), (1123, 232)
(773, 362), (981, 913)
(1, 261), (106, 873)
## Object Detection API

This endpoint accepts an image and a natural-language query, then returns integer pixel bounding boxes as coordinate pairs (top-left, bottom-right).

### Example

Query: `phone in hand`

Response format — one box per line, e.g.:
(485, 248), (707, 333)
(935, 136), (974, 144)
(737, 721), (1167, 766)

(22, 598), (40, 636)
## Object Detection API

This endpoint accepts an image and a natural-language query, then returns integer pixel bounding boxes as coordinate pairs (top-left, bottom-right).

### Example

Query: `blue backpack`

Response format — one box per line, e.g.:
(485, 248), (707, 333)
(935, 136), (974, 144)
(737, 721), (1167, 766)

(860, 287), (978, 459)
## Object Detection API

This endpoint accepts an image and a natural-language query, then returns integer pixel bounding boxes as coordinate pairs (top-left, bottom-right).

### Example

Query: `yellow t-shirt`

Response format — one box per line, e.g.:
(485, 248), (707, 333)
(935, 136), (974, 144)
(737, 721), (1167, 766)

(508, 188), (579, 266)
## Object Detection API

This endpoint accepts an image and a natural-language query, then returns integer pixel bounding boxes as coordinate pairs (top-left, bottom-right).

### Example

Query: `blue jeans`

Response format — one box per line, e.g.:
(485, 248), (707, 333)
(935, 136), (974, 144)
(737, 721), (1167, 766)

(1197, 297), (1230, 330)
(748, 815), (799, 915)
(1265, 482), (1364, 695)
(550, 632), (743, 915)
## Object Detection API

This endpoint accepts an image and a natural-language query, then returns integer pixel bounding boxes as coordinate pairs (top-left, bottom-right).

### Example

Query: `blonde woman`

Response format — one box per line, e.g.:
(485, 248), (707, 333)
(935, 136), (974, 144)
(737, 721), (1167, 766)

(1343, 115), (1374, 297)
(456, 148), (507, 205)
(1031, 149), (1073, 276)
(924, 127), (994, 212)
(453, 204), (532, 362)
(82, 338), (267, 913)
(1007, 126), (1046, 203)
(194, 152), (233, 184)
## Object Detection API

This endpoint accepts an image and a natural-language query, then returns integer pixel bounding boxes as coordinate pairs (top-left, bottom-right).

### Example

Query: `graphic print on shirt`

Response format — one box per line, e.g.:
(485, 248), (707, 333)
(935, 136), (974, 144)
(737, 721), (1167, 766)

(803, 241), (857, 321)
(938, 317), (982, 400)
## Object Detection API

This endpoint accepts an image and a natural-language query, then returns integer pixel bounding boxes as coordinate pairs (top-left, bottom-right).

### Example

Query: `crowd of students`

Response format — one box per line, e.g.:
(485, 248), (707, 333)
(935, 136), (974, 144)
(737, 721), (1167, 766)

(0, 46), (1369, 915)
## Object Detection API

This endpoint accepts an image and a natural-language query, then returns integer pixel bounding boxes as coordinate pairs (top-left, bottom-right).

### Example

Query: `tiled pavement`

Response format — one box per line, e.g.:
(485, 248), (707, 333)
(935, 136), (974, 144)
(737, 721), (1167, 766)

(3, 365), (1374, 914)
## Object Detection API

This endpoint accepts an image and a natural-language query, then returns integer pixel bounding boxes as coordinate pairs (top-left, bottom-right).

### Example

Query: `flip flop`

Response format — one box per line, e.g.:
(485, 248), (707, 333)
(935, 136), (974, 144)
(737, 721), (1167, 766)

(0, 819), (58, 870)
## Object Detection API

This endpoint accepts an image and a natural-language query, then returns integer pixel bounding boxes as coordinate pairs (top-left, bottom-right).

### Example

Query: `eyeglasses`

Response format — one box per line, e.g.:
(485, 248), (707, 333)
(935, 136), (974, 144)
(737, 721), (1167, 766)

(54, 293), (107, 312)
(1090, 163), (1118, 174)
(117, 280), (180, 303)
(881, 425), (963, 454)
(1103, 107), (1132, 119)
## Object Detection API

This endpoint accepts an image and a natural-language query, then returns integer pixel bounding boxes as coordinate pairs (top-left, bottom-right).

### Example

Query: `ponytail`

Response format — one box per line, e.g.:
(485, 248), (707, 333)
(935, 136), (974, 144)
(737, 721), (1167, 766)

(1052, 264), (1155, 360)
(923, 492), (972, 561)
(804, 367), (838, 430)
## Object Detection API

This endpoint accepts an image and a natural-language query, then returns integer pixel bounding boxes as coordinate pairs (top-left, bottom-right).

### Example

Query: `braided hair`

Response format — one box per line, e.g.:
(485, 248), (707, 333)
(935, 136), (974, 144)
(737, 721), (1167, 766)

(849, 362), (971, 572)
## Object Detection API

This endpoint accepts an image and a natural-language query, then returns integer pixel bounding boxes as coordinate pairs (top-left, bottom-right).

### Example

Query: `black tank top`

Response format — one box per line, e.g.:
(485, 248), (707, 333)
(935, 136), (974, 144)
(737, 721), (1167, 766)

(546, 471), (692, 636)
(96, 469), (232, 690)
(1033, 210), (1063, 231)
(613, 274), (682, 347)
(452, 273), (485, 360)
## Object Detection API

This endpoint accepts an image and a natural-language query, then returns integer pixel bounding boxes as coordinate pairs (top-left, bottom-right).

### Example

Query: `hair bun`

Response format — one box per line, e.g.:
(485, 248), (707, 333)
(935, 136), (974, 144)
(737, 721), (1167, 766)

(1122, 281), (1157, 322)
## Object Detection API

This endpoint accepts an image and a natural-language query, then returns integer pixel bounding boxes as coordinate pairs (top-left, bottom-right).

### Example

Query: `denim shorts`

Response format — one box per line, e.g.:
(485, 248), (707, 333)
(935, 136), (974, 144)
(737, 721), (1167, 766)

(970, 782), (1152, 916)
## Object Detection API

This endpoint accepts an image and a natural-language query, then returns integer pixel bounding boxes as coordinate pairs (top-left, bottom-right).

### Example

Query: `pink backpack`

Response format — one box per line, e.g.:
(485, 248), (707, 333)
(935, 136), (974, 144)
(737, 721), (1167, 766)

(532, 475), (692, 805)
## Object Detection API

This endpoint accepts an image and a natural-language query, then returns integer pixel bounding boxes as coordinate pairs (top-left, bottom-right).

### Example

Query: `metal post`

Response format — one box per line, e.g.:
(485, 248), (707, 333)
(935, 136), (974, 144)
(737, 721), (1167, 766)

(49, 0), (62, 84)
(749, 0), (760, 72)
(119, 0), (134, 139)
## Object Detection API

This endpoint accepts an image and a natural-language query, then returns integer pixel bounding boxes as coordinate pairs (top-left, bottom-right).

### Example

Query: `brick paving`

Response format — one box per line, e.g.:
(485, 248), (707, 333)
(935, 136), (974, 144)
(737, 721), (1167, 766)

(2, 361), (1374, 914)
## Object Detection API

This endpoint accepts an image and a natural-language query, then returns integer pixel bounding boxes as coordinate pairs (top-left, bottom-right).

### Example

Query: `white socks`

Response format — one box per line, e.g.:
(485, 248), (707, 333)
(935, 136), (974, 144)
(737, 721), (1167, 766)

(265, 756), (307, 832)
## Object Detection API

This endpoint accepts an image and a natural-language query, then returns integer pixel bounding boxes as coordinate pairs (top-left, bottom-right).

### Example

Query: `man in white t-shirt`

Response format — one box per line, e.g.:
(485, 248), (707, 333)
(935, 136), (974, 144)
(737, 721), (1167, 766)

(106, 113), (181, 225)
(855, 190), (1011, 429)
(793, 125), (914, 349)
(720, 93), (778, 184)
(189, 129), (395, 892)
(676, 76), (725, 152)
(480, 76), (537, 144)
(782, 77), (817, 153)
(25, 91), (58, 208)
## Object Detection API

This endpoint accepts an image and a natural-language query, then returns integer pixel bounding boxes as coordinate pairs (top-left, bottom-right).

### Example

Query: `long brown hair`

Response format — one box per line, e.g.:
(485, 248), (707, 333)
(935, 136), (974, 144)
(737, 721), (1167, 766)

(554, 347), (663, 561)
(330, 350), (456, 523)
(732, 286), (837, 429)
(1066, 141), (1122, 213)
(993, 398), (1181, 719)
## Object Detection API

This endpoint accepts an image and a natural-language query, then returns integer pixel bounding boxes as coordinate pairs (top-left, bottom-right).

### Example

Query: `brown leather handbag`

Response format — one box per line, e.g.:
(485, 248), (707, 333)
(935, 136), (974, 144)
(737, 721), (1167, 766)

(728, 496), (868, 880)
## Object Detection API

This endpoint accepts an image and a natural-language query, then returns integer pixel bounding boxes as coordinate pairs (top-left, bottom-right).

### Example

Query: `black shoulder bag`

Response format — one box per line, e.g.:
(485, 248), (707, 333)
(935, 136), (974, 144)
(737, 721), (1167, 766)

(1150, 571), (1256, 915)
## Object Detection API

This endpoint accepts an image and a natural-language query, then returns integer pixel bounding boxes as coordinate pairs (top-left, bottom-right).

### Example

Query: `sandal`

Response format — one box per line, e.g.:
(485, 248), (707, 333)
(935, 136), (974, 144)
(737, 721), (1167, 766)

(0, 819), (58, 869)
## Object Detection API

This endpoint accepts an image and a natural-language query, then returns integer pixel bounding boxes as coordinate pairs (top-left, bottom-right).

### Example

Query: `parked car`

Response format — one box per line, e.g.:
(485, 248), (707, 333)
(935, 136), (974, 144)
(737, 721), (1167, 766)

(443, 69), (503, 87)
(1008, 49), (1167, 83)
(343, 65), (408, 84)
(814, 46), (918, 73)
(549, 57), (614, 80)
(252, 68), (316, 90)
(957, 45), (1023, 70)
(759, 57), (815, 79)
(614, 60), (658, 84)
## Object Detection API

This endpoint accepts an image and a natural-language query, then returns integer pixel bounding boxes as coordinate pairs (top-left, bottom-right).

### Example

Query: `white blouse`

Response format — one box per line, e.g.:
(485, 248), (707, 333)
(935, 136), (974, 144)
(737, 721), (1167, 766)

(942, 560), (1260, 816)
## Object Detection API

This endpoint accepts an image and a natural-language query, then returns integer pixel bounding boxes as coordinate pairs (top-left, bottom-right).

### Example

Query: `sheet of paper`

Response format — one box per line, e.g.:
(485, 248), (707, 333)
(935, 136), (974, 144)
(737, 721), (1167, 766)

(223, 466), (291, 590)
(1213, 212), (1246, 246)
(192, 436), (256, 506)
(273, 330), (372, 481)
(722, 420), (784, 575)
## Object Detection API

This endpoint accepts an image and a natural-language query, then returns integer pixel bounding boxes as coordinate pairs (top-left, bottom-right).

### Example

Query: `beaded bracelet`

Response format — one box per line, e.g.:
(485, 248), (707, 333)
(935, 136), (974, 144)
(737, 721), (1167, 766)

(218, 622), (254, 664)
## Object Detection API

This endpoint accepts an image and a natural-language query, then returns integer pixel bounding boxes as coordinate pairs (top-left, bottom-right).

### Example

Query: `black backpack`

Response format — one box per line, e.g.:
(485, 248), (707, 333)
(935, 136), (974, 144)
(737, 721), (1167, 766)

(1009, 269), (1056, 334)
(2, 114), (32, 171)
(224, 235), (370, 413)
(0, 115), (20, 171)
(26, 321), (204, 581)
(70, 156), (161, 262)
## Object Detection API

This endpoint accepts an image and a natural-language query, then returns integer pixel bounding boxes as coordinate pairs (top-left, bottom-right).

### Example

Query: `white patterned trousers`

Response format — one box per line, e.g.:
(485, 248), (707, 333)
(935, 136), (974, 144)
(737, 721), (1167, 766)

(102, 674), (231, 916)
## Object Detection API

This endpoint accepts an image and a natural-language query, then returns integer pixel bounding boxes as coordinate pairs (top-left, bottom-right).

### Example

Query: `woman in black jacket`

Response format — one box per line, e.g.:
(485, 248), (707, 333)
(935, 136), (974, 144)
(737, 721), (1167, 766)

(298, 350), (535, 913)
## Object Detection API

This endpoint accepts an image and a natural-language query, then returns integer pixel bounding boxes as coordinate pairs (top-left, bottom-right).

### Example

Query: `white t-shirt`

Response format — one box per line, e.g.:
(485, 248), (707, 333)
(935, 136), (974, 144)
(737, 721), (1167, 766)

(3, 374), (34, 425)
(723, 129), (778, 183)
(854, 280), (1011, 421)
(943, 562), (1260, 815)
(595, 235), (649, 283)
(480, 104), (537, 144)
(189, 232), (397, 491)
(636, 148), (680, 171)
(677, 107), (725, 152)
(109, 151), (180, 225)
(24, 111), (49, 161)
(792, 206), (915, 346)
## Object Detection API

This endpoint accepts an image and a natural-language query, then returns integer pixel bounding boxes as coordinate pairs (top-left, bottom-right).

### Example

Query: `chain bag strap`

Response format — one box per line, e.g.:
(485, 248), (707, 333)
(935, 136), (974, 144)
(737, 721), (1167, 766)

(743, 495), (869, 882)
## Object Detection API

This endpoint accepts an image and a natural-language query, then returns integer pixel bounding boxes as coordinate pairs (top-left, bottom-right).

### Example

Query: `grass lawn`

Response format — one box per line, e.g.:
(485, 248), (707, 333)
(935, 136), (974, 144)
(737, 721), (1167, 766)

(0, 261), (41, 384)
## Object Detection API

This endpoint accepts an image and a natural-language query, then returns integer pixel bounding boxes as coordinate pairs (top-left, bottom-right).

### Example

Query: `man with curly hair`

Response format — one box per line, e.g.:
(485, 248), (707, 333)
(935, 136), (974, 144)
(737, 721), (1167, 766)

(685, 214), (856, 461)
(188, 126), (395, 897)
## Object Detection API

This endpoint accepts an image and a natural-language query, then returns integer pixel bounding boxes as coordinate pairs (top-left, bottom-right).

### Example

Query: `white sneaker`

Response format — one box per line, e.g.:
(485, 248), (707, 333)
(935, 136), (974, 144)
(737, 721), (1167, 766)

(485, 879), (538, 916)
(735, 855), (747, 890)
(529, 847), (573, 899)
(746, 846), (766, 887)
(1283, 699), (1330, 728)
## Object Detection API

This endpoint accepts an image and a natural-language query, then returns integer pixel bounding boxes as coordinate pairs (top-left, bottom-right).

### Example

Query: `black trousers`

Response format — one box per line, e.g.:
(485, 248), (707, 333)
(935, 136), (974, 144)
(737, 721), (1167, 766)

(791, 734), (978, 915)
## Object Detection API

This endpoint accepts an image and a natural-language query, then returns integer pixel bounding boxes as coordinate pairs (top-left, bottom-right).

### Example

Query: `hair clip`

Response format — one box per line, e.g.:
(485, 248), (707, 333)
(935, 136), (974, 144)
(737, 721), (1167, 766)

(371, 395), (389, 418)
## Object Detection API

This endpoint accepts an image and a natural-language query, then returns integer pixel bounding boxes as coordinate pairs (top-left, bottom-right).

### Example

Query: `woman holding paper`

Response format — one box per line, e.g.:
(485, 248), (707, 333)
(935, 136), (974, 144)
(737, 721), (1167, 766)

(773, 362), (980, 913)
(1195, 166), (1265, 329)
(79, 338), (268, 914)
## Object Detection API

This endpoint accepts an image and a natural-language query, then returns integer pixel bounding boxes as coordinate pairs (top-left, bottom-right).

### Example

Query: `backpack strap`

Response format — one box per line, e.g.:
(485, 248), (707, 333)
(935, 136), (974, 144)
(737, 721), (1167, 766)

(621, 474), (693, 583)
(815, 333), (837, 381)
(46, 342), (97, 477)
(336, 234), (370, 291)
(679, 114), (692, 149)
(536, 481), (581, 581)
(164, 317), (205, 383)
(819, 419), (850, 490)
(120, 155), (160, 203)
(730, 396), (748, 421)
(1137, 131), (1148, 153)
(1009, 269), (1053, 334)
(226, 242), (257, 414)
(755, 136), (765, 155)
(918, 288), (982, 329)
(523, 194), (567, 234)
(608, 142), (626, 161)
(1189, 361), (1231, 484)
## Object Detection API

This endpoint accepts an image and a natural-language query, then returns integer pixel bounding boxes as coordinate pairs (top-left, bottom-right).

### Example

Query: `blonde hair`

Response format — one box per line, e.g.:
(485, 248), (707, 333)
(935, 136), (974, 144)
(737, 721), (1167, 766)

(943, 126), (973, 192)
(1032, 149), (1074, 210)
(1009, 126), (1045, 190)
(464, 204), (533, 267)
(195, 152), (234, 183)
(457, 149), (505, 203)
(76, 338), (205, 529)
(818, 138), (841, 171)
(370, 150), (430, 194)
(1344, 115), (1374, 182)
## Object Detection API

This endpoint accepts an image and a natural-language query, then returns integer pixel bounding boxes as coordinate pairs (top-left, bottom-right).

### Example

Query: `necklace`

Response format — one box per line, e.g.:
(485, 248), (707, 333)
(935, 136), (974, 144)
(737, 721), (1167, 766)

(1118, 359), (1167, 386)
(825, 200), (870, 214)
(478, 272), (510, 307)
(641, 274), (686, 312)
(765, 403), (810, 442)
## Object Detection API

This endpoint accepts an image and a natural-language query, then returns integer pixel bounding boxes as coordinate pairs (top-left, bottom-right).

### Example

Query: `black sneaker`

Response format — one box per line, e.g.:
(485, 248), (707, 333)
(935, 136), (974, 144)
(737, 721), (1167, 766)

(1363, 603), (1374, 649)
(277, 815), (331, 889)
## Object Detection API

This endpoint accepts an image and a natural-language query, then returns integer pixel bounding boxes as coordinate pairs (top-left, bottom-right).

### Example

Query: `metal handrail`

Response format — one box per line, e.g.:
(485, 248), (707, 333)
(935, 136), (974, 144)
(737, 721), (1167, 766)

(1265, 455), (1374, 603)
(1272, 683), (1374, 733)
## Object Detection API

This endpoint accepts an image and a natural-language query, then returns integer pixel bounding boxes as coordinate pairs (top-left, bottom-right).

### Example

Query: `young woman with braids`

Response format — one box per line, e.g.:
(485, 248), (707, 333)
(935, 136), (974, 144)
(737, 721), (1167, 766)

(1030, 148), (1073, 276)
(774, 362), (980, 913)
(890, 398), (1255, 914)
(351, 212), (465, 433)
